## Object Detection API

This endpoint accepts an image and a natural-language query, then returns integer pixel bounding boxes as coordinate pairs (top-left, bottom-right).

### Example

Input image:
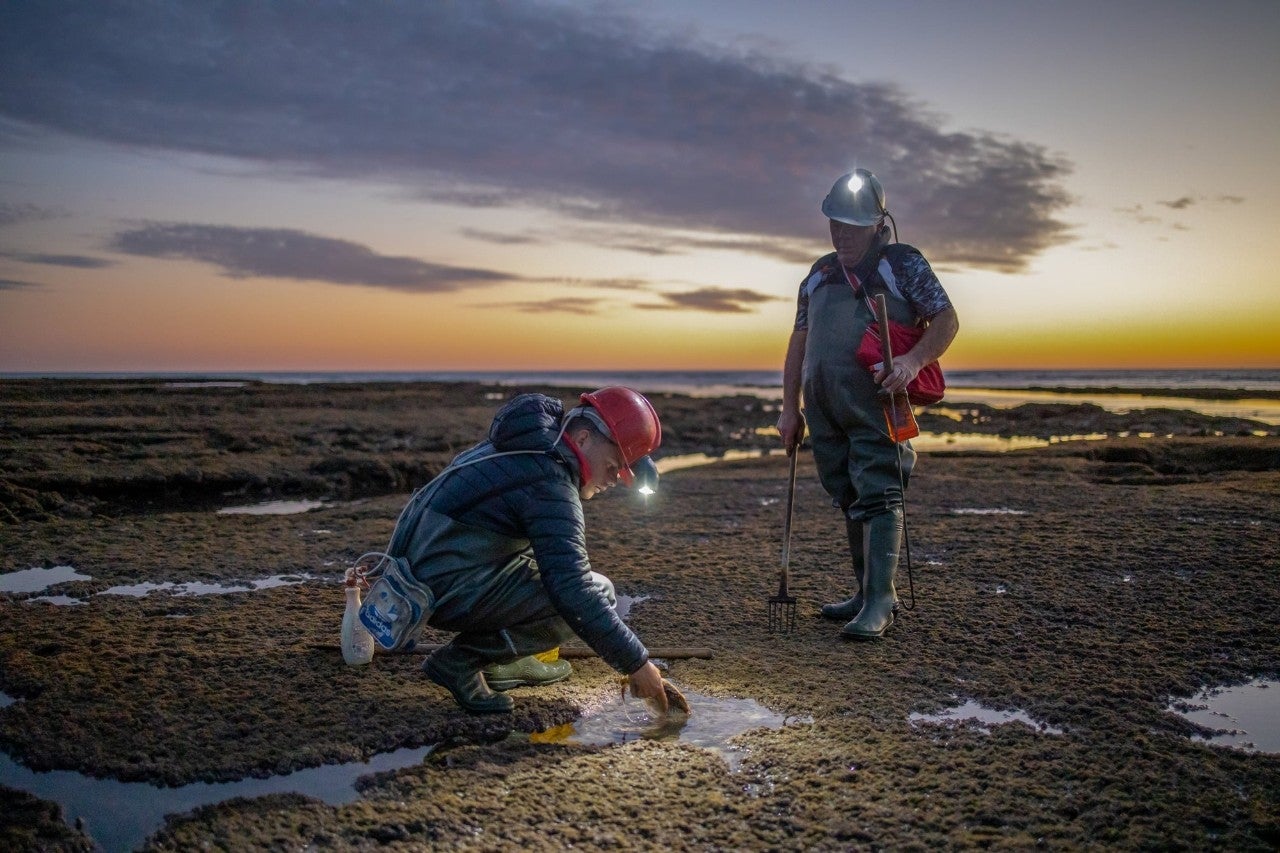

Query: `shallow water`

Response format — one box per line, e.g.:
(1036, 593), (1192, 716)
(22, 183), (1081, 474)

(1167, 678), (1280, 754)
(0, 739), (435, 853)
(942, 388), (1280, 425)
(530, 687), (792, 772)
(216, 499), (328, 515)
(98, 574), (319, 598)
(951, 507), (1030, 516)
(8, 568), (321, 606)
(614, 592), (649, 621)
(909, 698), (1064, 736)
(0, 565), (92, 594)
(0, 682), (790, 849)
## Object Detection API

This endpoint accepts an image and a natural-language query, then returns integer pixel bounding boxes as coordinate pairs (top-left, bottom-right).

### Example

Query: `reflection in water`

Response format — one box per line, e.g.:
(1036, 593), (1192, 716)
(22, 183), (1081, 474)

(941, 388), (1280, 425)
(909, 699), (1064, 736)
(28, 595), (86, 606)
(1167, 678), (1279, 754)
(0, 565), (92, 594)
(99, 574), (318, 598)
(655, 432), (1110, 472)
(5, 567), (321, 604)
(656, 449), (784, 474)
(216, 499), (327, 515)
(951, 507), (1029, 516)
(0, 744), (434, 853)
(614, 593), (650, 621)
(531, 687), (791, 772)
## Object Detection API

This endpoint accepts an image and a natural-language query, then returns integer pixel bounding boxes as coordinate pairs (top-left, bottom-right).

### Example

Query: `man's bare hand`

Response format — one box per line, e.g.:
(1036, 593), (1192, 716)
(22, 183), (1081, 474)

(776, 409), (805, 455)
(626, 661), (668, 714)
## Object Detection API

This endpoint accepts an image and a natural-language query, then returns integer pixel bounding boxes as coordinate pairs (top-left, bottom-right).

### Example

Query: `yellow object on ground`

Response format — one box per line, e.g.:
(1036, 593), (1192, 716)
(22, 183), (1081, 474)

(534, 647), (560, 663)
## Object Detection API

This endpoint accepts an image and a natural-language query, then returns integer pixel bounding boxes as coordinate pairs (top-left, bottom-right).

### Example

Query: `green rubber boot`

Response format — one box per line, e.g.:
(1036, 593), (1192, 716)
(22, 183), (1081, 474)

(422, 643), (514, 714)
(822, 517), (900, 621)
(821, 517), (865, 621)
(841, 509), (902, 640)
(482, 655), (573, 691)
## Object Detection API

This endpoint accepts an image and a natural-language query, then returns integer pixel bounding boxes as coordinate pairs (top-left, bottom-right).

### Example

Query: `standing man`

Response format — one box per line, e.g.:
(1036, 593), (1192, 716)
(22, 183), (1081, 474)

(777, 169), (959, 639)
(388, 387), (669, 713)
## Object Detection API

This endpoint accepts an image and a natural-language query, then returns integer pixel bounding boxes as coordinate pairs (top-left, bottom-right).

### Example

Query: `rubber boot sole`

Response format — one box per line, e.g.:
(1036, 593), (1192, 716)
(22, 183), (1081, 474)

(840, 611), (895, 640)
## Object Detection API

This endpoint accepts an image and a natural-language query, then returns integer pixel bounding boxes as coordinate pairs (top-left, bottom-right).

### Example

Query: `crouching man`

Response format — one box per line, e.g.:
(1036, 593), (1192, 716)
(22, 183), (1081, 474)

(386, 386), (669, 714)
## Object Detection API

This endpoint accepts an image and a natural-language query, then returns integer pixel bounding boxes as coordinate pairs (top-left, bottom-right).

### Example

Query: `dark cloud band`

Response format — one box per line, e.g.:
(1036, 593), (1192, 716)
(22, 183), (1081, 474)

(110, 223), (517, 292)
(2, 1), (1073, 271)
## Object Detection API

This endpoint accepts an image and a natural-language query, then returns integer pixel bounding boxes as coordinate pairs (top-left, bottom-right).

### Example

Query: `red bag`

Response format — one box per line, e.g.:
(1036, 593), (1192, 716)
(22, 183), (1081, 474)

(855, 313), (946, 405)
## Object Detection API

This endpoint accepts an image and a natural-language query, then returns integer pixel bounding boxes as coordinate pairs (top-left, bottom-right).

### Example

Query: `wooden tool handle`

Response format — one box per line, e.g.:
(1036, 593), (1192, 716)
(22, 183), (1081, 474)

(312, 643), (715, 659)
(781, 448), (798, 574)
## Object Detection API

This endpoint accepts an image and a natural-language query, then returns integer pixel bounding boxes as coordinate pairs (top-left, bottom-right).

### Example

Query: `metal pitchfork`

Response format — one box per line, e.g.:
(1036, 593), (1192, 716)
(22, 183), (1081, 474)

(768, 447), (799, 632)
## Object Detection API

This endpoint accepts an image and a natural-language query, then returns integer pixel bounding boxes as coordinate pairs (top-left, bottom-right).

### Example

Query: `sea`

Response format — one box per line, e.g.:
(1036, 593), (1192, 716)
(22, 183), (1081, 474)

(6, 368), (1278, 395)
(4, 368), (1279, 423)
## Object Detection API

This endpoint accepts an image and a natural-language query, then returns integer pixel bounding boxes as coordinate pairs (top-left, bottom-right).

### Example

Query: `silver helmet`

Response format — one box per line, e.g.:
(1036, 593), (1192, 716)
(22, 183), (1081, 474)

(821, 169), (887, 226)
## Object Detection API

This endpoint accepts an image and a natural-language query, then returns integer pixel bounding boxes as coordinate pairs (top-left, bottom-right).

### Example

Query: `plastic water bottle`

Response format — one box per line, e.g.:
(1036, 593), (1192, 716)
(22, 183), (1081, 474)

(341, 579), (375, 666)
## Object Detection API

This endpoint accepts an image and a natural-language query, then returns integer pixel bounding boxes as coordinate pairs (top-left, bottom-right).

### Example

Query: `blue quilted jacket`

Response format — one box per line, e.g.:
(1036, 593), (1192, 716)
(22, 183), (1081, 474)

(389, 393), (648, 674)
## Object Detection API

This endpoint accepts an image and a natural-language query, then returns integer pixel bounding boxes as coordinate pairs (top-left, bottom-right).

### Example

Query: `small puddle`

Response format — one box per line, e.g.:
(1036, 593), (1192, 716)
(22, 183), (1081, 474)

(910, 698), (1064, 736)
(98, 574), (318, 598)
(614, 593), (650, 621)
(656, 449), (785, 474)
(216, 499), (327, 515)
(951, 507), (1029, 516)
(0, 742), (434, 853)
(0, 565), (92, 594)
(529, 687), (792, 772)
(8, 567), (321, 606)
(164, 381), (249, 389)
(1167, 678), (1279, 754)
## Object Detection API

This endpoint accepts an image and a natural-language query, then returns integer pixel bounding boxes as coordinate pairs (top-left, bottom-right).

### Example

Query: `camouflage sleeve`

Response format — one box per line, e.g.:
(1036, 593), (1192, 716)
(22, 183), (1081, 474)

(793, 276), (810, 332)
(898, 252), (952, 320)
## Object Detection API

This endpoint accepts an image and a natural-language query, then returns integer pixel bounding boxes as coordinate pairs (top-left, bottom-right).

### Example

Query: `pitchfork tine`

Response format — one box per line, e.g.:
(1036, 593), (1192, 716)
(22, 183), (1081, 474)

(769, 446), (799, 632)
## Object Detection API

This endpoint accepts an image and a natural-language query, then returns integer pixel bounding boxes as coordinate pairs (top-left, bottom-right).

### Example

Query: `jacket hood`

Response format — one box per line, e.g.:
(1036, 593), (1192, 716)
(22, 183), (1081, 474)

(488, 393), (567, 453)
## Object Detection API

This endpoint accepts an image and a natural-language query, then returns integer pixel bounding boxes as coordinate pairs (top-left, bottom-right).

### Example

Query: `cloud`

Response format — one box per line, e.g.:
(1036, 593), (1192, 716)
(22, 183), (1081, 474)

(0, 278), (39, 290)
(0, 202), (64, 228)
(110, 223), (520, 292)
(1159, 196), (1195, 210)
(483, 296), (604, 316)
(638, 287), (780, 313)
(0, 250), (114, 269)
(0, 1), (1073, 272)
(458, 228), (543, 247)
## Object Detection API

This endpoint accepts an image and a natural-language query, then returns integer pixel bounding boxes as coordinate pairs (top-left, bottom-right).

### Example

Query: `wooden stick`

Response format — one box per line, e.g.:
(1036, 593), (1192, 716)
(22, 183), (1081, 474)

(312, 643), (714, 659)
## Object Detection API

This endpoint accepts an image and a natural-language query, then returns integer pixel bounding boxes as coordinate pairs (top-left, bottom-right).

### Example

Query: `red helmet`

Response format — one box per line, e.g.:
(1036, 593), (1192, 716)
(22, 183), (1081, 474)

(579, 386), (662, 483)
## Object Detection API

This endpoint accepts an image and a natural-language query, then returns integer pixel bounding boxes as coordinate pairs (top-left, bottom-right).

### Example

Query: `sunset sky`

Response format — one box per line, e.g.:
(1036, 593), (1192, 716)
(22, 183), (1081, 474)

(2, 1), (1277, 373)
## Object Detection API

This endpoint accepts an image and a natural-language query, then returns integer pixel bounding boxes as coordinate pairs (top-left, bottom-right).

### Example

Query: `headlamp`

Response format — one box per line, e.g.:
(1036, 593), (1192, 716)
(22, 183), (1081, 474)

(847, 173), (864, 193)
(631, 455), (659, 498)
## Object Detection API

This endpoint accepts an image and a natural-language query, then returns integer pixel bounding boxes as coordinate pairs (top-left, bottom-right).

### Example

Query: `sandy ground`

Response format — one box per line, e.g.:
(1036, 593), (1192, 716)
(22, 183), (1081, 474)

(1, 380), (1278, 850)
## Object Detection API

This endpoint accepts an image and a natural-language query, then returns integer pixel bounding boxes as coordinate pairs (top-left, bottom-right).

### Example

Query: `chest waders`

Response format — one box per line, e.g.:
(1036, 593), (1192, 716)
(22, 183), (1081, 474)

(388, 443), (595, 712)
(802, 258), (916, 639)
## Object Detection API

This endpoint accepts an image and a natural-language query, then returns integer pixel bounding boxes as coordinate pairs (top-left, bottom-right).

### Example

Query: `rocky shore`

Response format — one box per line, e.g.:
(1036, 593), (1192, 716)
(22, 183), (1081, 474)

(2, 379), (1277, 850)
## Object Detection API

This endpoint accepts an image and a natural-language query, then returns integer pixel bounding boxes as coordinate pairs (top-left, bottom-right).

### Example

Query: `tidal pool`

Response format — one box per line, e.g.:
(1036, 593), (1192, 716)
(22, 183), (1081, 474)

(529, 686), (793, 772)
(0, 742), (434, 853)
(98, 574), (319, 598)
(11, 569), (322, 606)
(614, 592), (650, 621)
(1167, 678), (1279, 754)
(0, 565), (92, 594)
(216, 499), (327, 515)
(909, 698), (1064, 736)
